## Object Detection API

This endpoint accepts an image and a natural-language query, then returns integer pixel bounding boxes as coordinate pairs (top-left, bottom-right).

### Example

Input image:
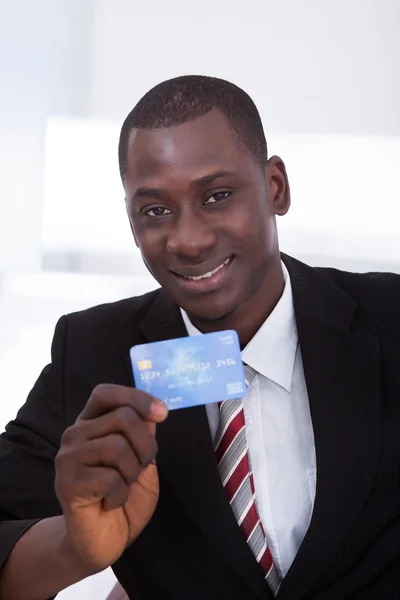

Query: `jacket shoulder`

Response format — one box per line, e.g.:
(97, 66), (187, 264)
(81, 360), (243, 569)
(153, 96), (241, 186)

(315, 265), (400, 299)
(61, 288), (162, 354)
(65, 288), (162, 329)
(315, 266), (400, 333)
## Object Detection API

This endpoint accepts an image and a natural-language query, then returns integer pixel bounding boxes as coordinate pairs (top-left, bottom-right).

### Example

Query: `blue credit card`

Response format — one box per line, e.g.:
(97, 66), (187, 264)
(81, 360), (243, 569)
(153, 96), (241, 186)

(130, 330), (246, 410)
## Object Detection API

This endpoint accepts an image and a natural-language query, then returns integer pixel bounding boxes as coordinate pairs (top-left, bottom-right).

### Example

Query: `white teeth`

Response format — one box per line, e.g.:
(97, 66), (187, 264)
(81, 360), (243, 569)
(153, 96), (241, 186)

(184, 258), (230, 281)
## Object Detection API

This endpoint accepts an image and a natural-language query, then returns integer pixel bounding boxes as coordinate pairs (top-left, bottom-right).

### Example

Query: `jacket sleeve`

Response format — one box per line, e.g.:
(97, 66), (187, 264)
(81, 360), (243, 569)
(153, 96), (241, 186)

(0, 316), (68, 570)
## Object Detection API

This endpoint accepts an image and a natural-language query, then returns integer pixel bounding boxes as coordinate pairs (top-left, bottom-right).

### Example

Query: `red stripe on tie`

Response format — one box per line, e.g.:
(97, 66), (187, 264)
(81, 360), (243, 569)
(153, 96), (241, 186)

(258, 546), (274, 574)
(224, 453), (249, 502)
(215, 410), (245, 463)
(231, 482), (275, 578)
(240, 502), (260, 541)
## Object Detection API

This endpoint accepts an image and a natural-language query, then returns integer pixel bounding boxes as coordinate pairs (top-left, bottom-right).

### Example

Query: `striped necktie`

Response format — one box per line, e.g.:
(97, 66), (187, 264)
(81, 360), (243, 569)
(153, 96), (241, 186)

(215, 364), (281, 595)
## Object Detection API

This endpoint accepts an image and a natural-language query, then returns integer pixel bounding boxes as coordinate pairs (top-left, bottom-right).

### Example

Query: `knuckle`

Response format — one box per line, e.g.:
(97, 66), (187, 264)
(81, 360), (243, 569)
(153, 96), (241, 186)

(105, 435), (129, 461)
(113, 406), (137, 429)
(66, 419), (88, 441)
(59, 423), (88, 457)
(54, 449), (65, 468)
(103, 470), (122, 495)
(55, 445), (76, 475)
(91, 383), (111, 400)
(60, 425), (76, 445)
(140, 437), (158, 468)
(113, 434), (129, 455)
(138, 393), (154, 415)
(131, 389), (152, 413)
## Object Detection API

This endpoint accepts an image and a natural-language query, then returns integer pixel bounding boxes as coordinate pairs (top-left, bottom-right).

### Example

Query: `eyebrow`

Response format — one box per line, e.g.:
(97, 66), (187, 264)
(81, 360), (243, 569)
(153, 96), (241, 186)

(191, 170), (235, 189)
(131, 187), (165, 200)
(131, 170), (235, 201)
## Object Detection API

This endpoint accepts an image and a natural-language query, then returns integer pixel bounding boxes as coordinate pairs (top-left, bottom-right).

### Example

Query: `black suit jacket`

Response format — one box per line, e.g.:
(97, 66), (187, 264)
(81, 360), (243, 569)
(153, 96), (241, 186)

(1, 255), (400, 599)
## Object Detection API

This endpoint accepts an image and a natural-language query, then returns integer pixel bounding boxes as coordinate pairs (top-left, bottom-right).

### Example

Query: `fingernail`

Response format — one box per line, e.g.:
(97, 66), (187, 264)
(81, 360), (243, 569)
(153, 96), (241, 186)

(152, 399), (168, 418)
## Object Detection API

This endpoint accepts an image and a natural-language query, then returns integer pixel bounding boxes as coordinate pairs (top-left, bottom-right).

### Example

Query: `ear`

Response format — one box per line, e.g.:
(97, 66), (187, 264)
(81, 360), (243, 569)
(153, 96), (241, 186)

(265, 155), (291, 216)
(125, 198), (139, 248)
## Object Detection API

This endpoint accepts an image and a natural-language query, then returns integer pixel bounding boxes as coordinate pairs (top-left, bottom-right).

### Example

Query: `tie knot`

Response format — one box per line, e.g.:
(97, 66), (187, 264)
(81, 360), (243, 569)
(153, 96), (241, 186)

(243, 363), (257, 388)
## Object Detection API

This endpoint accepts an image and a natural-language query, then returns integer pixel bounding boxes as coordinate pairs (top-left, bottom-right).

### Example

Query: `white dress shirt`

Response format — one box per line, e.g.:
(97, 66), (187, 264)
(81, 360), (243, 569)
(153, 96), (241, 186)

(180, 263), (317, 578)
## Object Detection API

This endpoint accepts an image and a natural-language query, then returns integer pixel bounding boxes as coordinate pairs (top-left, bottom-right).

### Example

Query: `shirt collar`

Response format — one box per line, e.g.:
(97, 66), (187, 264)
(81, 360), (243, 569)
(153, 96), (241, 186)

(180, 262), (298, 392)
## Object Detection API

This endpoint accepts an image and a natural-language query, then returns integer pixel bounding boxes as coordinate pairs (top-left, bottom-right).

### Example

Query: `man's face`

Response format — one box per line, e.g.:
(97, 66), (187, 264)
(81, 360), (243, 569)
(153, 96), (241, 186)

(124, 109), (289, 326)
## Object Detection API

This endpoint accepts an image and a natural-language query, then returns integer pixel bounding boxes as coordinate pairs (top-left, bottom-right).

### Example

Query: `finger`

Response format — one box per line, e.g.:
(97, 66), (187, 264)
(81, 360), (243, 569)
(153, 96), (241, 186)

(56, 466), (130, 511)
(72, 407), (158, 469)
(78, 435), (144, 485)
(78, 384), (168, 423)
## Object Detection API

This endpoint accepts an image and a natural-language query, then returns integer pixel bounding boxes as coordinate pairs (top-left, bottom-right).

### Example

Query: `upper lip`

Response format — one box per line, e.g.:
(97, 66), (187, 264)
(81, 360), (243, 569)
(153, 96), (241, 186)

(171, 257), (231, 278)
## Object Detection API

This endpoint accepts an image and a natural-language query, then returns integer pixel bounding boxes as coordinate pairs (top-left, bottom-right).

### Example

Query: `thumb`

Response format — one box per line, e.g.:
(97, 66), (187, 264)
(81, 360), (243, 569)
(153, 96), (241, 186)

(145, 399), (168, 435)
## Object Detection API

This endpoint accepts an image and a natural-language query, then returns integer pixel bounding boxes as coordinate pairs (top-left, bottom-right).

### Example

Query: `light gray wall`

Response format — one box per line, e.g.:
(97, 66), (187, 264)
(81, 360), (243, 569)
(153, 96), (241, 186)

(0, 0), (94, 270)
(88, 0), (400, 136)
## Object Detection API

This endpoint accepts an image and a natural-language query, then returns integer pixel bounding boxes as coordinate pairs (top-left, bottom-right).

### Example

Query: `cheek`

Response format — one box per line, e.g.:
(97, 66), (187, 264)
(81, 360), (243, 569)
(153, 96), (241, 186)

(135, 230), (166, 281)
(232, 207), (275, 251)
(132, 223), (164, 260)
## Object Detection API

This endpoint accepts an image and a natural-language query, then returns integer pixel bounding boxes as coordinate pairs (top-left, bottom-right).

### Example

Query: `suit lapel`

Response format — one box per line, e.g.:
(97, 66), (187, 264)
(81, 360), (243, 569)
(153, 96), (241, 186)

(138, 292), (272, 600)
(277, 256), (382, 600)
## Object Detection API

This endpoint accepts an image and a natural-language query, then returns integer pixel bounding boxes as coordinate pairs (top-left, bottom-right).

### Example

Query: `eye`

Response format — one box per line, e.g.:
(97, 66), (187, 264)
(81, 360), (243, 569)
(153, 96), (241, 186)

(204, 191), (231, 205)
(145, 207), (172, 217)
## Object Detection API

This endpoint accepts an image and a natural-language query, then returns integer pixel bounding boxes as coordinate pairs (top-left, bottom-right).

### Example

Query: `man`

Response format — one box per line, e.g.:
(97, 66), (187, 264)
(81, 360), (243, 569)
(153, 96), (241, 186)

(0, 75), (399, 600)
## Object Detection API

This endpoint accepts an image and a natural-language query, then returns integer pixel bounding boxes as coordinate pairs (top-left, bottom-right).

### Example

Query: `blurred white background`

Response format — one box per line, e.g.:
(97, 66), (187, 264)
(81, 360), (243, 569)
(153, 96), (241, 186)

(0, 0), (399, 597)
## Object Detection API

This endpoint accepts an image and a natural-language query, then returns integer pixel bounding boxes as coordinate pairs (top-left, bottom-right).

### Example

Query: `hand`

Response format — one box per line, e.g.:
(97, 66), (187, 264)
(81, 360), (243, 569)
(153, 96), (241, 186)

(54, 384), (168, 574)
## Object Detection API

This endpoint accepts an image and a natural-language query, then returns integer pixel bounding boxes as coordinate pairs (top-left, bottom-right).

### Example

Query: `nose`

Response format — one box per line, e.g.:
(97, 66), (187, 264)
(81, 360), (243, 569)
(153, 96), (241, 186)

(166, 210), (217, 259)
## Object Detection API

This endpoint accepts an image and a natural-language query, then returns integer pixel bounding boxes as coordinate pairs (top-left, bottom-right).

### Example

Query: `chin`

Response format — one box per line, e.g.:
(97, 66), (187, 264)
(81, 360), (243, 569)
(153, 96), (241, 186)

(186, 301), (238, 325)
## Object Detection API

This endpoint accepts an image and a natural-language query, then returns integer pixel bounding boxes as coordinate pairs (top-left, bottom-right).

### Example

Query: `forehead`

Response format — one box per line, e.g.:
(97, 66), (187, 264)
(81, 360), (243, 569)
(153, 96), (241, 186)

(125, 109), (250, 184)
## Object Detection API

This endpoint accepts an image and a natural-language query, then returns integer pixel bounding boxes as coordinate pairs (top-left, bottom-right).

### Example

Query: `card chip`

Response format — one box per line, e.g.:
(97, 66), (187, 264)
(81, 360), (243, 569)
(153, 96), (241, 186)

(138, 360), (152, 370)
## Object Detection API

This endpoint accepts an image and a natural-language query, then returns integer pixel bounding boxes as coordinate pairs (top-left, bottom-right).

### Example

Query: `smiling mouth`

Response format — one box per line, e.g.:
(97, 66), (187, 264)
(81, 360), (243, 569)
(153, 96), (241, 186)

(179, 258), (231, 281)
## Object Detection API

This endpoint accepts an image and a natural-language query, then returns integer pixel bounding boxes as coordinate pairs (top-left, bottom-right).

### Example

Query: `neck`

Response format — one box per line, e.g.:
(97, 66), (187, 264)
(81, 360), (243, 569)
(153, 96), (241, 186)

(190, 258), (285, 346)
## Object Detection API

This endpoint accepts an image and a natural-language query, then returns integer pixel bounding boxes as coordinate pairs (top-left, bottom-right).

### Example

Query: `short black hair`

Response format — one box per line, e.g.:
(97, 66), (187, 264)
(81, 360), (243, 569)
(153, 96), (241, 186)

(118, 75), (268, 180)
